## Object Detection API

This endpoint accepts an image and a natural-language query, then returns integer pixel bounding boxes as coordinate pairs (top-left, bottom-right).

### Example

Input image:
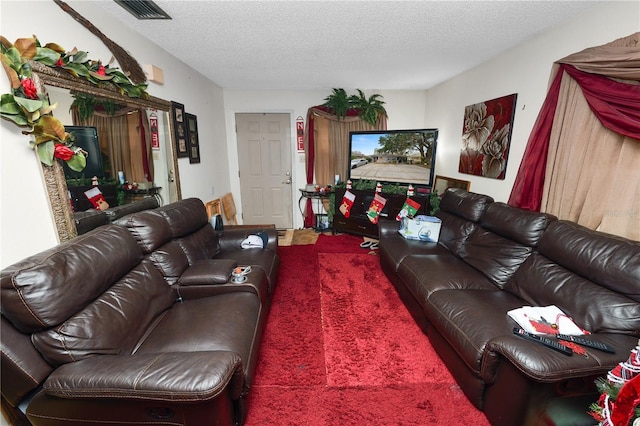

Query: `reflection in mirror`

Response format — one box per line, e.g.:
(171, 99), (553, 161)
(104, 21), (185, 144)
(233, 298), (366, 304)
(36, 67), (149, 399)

(32, 61), (181, 241)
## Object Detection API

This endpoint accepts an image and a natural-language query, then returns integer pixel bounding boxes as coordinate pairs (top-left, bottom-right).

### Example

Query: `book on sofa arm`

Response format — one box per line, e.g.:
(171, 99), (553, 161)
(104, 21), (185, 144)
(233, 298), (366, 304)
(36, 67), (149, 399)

(507, 305), (588, 335)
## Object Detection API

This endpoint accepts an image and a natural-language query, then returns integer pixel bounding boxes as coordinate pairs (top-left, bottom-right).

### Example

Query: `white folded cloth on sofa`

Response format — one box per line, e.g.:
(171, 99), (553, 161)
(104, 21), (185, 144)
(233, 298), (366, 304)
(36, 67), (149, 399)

(508, 305), (588, 335)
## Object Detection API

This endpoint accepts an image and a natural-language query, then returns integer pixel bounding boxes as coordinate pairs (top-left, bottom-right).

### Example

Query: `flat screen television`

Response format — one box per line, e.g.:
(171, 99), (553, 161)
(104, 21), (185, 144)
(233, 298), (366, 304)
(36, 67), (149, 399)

(348, 128), (438, 194)
(63, 126), (105, 180)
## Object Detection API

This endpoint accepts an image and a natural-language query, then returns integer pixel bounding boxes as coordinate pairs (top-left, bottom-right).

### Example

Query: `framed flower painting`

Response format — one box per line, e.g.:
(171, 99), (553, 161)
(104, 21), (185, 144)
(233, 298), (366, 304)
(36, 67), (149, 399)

(458, 93), (517, 180)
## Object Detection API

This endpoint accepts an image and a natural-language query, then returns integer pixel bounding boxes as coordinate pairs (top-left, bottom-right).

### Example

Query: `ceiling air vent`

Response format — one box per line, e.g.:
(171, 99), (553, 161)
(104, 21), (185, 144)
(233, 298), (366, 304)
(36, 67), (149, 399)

(114, 0), (172, 20)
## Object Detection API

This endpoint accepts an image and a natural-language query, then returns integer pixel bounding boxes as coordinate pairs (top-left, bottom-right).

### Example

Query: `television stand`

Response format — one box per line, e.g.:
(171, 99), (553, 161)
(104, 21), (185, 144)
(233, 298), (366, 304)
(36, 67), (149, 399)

(332, 188), (431, 239)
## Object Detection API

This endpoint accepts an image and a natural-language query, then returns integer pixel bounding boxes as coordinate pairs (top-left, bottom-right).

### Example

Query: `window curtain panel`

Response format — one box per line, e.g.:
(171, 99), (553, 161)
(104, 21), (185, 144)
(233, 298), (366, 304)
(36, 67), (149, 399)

(126, 110), (155, 184)
(72, 108), (131, 182)
(508, 32), (640, 240)
(303, 106), (387, 227)
(72, 108), (154, 184)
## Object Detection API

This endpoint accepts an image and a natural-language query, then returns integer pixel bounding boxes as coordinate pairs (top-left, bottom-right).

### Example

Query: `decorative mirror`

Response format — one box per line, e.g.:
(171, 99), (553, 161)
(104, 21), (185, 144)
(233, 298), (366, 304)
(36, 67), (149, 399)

(31, 61), (181, 241)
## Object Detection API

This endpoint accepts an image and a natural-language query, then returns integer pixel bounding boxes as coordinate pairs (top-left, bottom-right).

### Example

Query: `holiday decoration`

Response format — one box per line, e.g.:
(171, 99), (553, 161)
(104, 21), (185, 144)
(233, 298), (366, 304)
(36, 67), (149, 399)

(589, 342), (640, 425)
(0, 35), (148, 170)
(366, 193), (387, 224)
(339, 190), (356, 218)
(396, 198), (421, 221)
(84, 187), (109, 211)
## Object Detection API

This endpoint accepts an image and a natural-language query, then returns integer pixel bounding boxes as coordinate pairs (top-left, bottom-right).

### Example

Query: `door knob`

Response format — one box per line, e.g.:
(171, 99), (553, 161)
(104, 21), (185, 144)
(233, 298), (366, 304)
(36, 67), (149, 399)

(282, 179), (291, 184)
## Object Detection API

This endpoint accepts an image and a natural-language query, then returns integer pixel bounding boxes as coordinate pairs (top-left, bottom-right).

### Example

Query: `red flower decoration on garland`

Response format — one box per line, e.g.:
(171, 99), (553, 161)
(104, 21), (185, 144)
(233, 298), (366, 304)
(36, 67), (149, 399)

(20, 78), (38, 99)
(96, 64), (106, 76)
(54, 144), (74, 161)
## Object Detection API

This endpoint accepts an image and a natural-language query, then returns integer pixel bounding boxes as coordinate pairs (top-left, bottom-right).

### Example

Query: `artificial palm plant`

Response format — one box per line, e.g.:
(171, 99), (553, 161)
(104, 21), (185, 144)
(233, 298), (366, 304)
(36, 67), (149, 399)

(321, 88), (387, 126)
(350, 89), (387, 127)
(322, 88), (351, 120)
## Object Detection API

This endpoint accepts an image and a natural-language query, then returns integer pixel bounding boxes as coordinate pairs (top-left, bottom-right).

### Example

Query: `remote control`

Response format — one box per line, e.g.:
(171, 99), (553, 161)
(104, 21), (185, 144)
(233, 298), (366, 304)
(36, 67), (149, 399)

(556, 334), (616, 354)
(513, 328), (573, 356)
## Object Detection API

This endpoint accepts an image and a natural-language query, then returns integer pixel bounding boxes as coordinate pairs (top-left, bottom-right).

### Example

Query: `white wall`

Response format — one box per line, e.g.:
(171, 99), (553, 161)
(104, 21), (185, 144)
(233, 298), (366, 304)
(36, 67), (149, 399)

(223, 89), (428, 229)
(425, 1), (640, 202)
(0, 1), (229, 267)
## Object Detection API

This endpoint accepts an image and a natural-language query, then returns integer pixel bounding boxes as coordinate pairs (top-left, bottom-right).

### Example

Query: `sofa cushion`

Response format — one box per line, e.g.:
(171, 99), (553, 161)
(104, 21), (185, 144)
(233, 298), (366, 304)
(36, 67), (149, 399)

(439, 188), (494, 222)
(458, 203), (553, 289)
(31, 260), (175, 366)
(177, 225), (222, 263)
(157, 198), (210, 238)
(397, 255), (497, 308)
(104, 197), (159, 222)
(74, 209), (109, 235)
(460, 228), (534, 289)
(538, 220), (640, 300)
(378, 227), (445, 273)
(115, 209), (172, 253)
(503, 253), (640, 335)
(434, 210), (479, 256)
(505, 220), (640, 335)
(136, 291), (262, 390)
(147, 240), (191, 285)
(478, 202), (555, 247)
(1, 226), (143, 333)
(424, 289), (525, 374)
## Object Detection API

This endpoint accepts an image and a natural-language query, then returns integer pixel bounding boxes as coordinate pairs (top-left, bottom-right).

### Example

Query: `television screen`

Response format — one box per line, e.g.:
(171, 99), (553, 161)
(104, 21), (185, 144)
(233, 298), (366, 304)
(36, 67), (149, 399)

(63, 126), (105, 179)
(348, 129), (438, 192)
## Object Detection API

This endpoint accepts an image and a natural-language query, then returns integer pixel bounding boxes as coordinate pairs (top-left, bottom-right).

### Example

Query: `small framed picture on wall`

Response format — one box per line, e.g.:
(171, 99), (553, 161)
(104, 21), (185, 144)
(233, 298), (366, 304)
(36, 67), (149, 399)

(171, 101), (188, 158)
(185, 112), (200, 164)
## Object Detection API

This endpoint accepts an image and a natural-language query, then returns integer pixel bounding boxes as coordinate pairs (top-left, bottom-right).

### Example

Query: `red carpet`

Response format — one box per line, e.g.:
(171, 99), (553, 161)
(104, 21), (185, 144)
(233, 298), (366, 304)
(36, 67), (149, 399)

(319, 253), (454, 387)
(245, 235), (489, 425)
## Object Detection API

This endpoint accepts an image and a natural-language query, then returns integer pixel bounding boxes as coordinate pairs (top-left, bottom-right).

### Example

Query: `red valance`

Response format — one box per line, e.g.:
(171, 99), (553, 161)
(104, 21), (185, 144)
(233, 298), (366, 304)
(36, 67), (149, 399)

(508, 64), (640, 211)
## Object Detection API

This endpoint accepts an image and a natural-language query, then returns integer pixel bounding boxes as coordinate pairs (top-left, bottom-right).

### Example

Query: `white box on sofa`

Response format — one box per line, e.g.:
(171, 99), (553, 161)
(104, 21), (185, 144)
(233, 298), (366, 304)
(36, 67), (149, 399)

(399, 215), (442, 242)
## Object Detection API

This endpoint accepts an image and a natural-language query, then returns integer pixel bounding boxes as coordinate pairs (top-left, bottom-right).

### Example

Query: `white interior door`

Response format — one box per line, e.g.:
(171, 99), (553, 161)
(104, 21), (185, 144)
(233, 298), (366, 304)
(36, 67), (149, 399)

(150, 109), (179, 205)
(236, 113), (293, 228)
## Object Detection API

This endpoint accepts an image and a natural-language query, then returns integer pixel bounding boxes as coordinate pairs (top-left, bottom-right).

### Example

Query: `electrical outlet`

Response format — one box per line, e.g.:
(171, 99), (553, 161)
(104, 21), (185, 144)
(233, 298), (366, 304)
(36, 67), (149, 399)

(210, 186), (215, 195)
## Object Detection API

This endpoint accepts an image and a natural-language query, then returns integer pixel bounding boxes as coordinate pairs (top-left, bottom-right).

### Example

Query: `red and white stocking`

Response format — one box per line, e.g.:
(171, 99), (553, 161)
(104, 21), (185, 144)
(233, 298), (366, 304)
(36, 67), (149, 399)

(339, 190), (356, 218)
(366, 194), (387, 224)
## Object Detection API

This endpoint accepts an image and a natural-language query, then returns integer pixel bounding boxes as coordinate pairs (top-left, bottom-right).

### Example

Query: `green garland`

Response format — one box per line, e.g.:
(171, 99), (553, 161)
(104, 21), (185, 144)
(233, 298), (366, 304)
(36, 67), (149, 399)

(334, 179), (441, 215)
(0, 35), (148, 170)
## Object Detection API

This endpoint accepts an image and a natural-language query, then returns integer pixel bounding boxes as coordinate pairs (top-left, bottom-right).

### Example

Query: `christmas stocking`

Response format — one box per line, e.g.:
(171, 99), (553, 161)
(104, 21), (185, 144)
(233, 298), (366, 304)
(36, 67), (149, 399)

(366, 193), (387, 224)
(396, 198), (421, 221)
(339, 190), (356, 218)
(84, 187), (110, 211)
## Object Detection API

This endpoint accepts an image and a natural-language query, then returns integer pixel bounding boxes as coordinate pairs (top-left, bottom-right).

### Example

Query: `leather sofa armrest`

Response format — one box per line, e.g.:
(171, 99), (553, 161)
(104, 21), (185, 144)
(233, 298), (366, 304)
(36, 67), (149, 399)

(481, 333), (638, 384)
(178, 259), (238, 285)
(218, 228), (278, 251)
(44, 351), (244, 402)
(378, 220), (400, 238)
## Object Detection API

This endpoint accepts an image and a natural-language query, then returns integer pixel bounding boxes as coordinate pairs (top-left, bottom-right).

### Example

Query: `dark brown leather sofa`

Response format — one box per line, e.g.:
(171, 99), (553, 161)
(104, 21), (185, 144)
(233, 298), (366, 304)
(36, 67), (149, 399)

(379, 188), (640, 425)
(1, 198), (279, 426)
(74, 196), (160, 235)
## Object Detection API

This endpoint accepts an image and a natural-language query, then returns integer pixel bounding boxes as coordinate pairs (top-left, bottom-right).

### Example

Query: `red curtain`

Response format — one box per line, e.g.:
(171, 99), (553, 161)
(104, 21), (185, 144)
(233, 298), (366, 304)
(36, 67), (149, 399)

(303, 106), (365, 228)
(305, 110), (316, 228)
(508, 64), (640, 210)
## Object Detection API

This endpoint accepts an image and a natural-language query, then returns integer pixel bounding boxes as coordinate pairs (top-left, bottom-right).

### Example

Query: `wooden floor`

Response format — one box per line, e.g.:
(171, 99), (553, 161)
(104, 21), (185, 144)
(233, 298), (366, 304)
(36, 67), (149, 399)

(278, 228), (328, 246)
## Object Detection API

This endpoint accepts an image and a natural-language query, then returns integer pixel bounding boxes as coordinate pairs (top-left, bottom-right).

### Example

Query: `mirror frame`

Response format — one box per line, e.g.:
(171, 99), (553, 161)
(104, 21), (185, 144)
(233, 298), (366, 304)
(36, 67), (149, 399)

(31, 61), (182, 242)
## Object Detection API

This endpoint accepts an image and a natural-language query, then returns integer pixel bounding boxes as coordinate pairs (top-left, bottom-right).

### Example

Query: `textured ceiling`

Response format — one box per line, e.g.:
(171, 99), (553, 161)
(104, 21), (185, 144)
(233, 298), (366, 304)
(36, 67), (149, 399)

(95, 0), (602, 90)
